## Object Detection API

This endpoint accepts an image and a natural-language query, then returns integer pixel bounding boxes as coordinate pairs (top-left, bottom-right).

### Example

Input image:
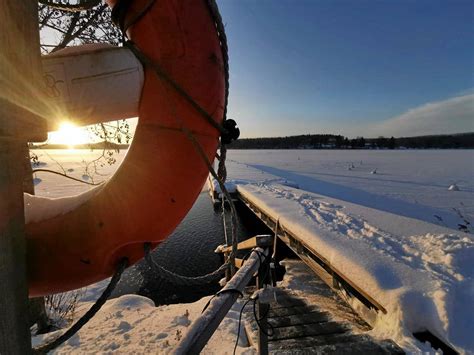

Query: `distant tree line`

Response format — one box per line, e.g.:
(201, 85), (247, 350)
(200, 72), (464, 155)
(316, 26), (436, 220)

(228, 133), (474, 149)
(30, 141), (129, 150)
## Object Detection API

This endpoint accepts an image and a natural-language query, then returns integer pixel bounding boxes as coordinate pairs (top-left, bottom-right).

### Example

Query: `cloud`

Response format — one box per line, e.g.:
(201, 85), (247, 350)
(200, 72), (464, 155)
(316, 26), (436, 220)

(370, 94), (474, 137)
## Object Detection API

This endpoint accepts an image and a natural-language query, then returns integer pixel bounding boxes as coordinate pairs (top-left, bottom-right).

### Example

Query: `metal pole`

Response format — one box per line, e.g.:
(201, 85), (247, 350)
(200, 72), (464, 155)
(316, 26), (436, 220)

(0, 1), (47, 353)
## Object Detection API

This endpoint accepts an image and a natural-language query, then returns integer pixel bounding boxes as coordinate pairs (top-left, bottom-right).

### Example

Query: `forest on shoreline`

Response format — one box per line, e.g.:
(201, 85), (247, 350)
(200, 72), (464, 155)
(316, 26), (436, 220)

(227, 132), (474, 150)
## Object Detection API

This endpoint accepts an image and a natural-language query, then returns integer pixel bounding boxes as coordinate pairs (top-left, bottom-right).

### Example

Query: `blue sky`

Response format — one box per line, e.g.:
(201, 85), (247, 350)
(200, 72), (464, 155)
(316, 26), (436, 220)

(217, 0), (474, 138)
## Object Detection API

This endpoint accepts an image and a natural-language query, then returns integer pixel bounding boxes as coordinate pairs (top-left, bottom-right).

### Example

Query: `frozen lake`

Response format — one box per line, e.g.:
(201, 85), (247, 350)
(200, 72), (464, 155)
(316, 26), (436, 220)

(227, 149), (474, 225)
(31, 148), (473, 233)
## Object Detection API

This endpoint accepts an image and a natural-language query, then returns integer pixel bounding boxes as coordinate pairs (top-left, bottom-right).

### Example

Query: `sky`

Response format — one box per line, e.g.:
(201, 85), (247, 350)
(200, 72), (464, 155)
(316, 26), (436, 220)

(44, 0), (474, 143)
(217, 0), (474, 138)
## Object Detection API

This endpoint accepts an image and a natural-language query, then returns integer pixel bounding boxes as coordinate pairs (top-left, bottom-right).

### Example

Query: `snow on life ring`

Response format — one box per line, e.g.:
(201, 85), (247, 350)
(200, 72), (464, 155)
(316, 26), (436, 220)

(25, 0), (225, 296)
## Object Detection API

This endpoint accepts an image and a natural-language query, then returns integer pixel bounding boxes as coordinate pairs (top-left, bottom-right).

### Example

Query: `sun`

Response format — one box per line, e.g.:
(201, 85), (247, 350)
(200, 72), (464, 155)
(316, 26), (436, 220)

(48, 121), (90, 148)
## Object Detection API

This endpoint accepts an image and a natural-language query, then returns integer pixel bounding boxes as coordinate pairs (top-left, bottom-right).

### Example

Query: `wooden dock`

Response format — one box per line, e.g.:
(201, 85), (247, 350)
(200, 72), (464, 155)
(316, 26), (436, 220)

(233, 186), (406, 352)
(175, 186), (406, 354)
(243, 261), (403, 354)
(203, 177), (404, 352)
(237, 190), (387, 316)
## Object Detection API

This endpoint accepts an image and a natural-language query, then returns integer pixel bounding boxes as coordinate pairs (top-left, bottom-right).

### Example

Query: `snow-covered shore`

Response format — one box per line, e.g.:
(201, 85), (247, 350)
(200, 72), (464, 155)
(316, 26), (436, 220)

(33, 294), (254, 354)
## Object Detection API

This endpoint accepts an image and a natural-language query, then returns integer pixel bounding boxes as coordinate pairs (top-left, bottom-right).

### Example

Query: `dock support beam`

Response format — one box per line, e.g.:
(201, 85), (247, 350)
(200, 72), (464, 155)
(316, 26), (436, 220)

(0, 1), (47, 353)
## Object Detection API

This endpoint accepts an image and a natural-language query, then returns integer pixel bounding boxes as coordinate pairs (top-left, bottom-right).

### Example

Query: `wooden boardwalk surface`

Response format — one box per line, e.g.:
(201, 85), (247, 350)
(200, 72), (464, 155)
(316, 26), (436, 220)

(243, 261), (404, 354)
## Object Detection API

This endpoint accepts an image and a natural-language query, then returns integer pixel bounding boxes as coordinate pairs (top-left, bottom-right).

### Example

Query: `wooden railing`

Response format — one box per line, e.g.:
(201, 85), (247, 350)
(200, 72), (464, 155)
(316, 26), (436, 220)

(175, 238), (273, 355)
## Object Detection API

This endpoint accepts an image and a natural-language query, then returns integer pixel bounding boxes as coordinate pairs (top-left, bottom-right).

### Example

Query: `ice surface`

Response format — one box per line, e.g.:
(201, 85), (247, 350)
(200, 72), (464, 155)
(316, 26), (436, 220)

(226, 149), (474, 229)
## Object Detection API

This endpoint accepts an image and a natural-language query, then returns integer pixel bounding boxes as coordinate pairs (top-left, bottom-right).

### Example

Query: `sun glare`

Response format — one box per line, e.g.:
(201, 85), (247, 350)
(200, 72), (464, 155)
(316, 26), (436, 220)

(48, 121), (90, 149)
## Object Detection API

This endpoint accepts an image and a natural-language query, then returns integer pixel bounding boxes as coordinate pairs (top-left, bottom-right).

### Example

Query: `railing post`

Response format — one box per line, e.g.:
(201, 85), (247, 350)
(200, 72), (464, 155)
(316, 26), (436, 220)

(256, 268), (269, 355)
(174, 248), (269, 355)
(0, 1), (47, 353)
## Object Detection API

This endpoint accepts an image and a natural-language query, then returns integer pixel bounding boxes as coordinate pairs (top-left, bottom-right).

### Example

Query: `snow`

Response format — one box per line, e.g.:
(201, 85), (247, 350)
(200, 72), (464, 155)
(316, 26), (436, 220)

(33, 149), (474, 225)
(24, 186), (103, 224)
(226, 149), (474, 228)
(225, 149), (474, 354)
(208, 176), (238, 196)
(28, 149), (474, 353)
(237, 183), (474, 353)
(32, 294), (255, 354)
(30, 149), (119, 198)
(25, 149), (116, 223)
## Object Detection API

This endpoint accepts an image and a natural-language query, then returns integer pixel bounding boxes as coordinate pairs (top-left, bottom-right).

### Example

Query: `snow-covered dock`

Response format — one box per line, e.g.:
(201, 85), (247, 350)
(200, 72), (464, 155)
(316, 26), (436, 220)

(231, 181), (472, 353)
(244, 261), (404, 354)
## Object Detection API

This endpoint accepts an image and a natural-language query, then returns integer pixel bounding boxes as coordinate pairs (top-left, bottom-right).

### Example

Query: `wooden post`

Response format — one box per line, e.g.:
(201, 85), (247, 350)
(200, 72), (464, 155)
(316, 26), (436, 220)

(256, 270), (269, 355)
(0, 1), (47, 354)
(0, 142), (33, 354)
(22, 144), (51, 333)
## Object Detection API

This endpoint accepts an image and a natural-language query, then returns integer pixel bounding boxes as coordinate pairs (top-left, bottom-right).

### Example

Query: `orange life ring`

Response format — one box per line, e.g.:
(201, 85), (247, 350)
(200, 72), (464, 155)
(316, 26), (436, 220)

(26, 0), (225, 296)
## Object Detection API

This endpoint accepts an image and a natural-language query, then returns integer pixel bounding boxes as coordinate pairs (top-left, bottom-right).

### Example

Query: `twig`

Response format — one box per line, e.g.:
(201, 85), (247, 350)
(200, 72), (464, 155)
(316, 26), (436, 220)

(33, 169), (104, 186)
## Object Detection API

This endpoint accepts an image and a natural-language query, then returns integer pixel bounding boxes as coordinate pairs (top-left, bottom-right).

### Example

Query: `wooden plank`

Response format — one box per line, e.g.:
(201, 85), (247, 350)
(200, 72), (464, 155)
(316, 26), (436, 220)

(244, 299), (306, 313)
(219, 234), (273, 253)
(269, 333), (377, 351)
(267, 297), (307, 309)
(269, 312), (331, 328)
(268, 322), (348, 341)
(271, 339), (402, 354)
(234, 258), (244, 268)
(173, 248), (269, 355)
(267, 305), (327, 318)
